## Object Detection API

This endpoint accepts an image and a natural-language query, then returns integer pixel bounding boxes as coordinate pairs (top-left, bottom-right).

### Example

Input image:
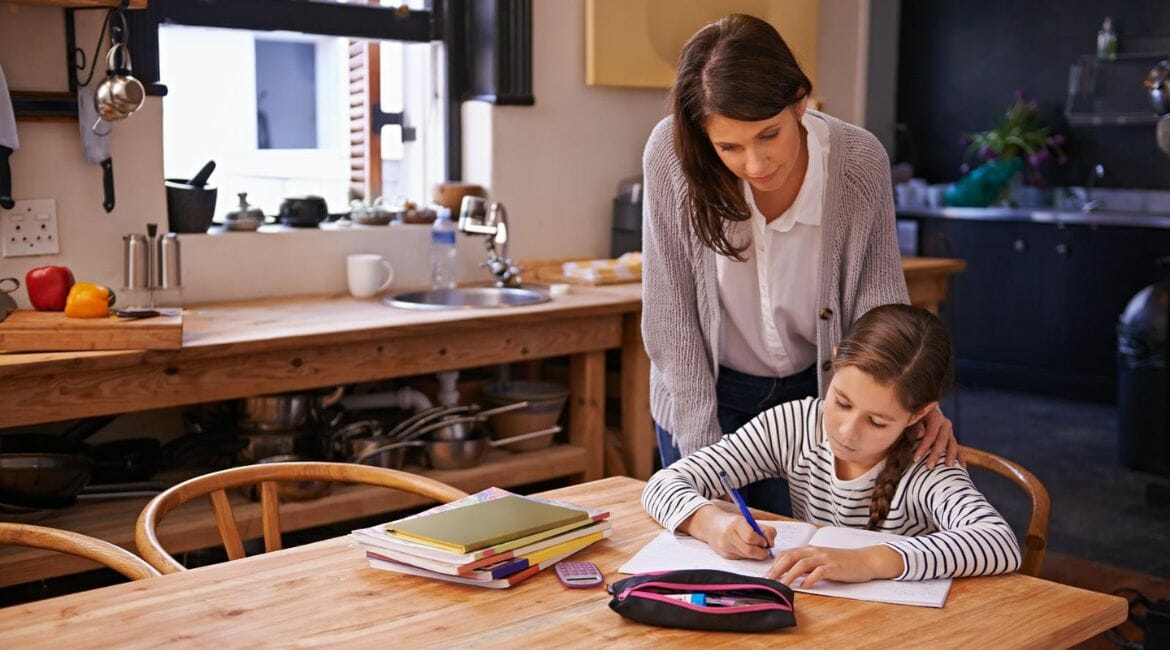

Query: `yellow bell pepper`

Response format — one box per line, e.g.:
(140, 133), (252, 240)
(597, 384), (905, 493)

(64, 282), (115, 319)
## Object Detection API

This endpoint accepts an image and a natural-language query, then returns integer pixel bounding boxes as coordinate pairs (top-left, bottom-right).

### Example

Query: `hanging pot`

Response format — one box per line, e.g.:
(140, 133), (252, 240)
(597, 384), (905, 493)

(0, 277), (18, 323)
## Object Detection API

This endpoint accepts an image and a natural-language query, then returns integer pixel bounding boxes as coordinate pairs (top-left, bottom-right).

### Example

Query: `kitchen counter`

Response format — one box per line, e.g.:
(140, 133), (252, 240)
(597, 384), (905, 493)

(899, 206), (1170, 229)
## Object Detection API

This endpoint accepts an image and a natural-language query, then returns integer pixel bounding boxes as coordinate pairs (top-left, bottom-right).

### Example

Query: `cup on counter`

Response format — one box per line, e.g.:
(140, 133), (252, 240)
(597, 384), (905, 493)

(346, 254), (394, 299)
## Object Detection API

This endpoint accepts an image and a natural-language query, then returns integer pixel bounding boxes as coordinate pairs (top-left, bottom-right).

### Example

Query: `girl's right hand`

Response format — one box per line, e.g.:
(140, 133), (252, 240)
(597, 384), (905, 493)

(683, 506), (776, 560)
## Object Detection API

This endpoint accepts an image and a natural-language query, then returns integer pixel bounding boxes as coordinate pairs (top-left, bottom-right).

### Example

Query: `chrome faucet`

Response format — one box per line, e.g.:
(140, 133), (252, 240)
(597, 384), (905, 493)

(1083, 163), (1105, 211)
(458, 197), (522, 287)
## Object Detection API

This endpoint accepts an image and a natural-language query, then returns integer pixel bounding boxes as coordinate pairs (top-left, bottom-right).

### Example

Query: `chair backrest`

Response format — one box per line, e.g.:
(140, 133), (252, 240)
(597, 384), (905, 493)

(0, 523), (160, 581)
(959, 445), (1051, 577)
(136, 461), (469, 574)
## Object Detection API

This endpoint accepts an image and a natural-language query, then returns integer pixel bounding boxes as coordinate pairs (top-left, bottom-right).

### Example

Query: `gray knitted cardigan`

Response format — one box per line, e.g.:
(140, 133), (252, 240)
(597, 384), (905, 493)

(641, 110), (909, 457)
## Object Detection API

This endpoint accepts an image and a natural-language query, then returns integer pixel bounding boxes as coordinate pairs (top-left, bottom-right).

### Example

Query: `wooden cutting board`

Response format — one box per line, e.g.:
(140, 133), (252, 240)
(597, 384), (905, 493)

(0, 310), (184, 351)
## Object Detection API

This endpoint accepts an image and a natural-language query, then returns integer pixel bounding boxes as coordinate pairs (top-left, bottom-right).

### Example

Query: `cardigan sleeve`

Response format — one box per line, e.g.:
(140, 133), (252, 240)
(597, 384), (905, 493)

(852, 133), (910, 317)
(640, 117), (722, 457)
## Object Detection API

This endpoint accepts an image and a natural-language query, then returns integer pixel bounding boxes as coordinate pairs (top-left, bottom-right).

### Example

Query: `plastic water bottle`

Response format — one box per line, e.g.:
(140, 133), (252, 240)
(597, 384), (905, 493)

(430, 207), (458, 290)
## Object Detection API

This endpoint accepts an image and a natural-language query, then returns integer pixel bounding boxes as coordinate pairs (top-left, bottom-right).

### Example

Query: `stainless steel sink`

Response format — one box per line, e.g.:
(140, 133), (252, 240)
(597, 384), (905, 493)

(383, 287), (551, 310)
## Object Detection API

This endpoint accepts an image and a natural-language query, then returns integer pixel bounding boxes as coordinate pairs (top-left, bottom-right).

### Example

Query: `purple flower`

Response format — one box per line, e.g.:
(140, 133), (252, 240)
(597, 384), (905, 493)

(960, 163), (970, 174)
(1015, 89), (1026, 101)
(959, 134), (973, 146)
(1029, 150), (1050, 167)
(1048, 134), (1066, 145)
(1027, 99), (1039, 111)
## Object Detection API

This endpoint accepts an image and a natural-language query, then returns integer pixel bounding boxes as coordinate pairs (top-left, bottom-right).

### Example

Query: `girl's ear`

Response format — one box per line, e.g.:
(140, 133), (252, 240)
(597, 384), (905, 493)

(907, 401), (940, 427)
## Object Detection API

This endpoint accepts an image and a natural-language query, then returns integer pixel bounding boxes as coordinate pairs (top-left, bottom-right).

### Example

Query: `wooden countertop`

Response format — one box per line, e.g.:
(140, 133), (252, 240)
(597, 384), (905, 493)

(0, 283), (643, 378)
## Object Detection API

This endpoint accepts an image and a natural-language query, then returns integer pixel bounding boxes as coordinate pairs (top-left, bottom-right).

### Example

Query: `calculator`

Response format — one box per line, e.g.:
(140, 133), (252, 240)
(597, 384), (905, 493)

(554, 561), (604, 588)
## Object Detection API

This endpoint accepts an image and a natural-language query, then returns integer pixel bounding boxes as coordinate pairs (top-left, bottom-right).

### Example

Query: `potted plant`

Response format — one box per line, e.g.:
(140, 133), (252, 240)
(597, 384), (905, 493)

(945, 92), (1068, 208)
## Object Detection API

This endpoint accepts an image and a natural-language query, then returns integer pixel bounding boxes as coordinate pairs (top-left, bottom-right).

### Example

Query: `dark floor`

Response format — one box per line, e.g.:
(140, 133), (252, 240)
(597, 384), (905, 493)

(952, 388), (1170, 580)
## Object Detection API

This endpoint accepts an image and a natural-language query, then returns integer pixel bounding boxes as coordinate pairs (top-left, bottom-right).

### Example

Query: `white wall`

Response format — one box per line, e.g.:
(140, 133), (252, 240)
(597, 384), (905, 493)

(462, 0), (669, 261)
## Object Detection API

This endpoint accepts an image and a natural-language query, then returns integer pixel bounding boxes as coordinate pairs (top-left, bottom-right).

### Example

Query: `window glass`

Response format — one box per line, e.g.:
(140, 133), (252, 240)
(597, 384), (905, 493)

(159, 23), (443, 222)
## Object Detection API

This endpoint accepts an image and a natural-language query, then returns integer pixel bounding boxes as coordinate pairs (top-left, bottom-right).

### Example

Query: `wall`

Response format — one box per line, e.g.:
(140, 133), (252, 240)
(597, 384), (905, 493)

(462, 0), (668, 261)
(897, 0), (1170, 188)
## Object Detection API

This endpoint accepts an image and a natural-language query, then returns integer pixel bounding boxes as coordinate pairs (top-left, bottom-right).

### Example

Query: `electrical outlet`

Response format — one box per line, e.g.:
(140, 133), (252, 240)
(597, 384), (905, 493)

(1, 199), (60, 257)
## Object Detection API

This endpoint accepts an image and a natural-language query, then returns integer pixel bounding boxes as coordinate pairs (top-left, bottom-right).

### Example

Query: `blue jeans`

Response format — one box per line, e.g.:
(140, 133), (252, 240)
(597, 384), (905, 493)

(655, 364), (817, 517)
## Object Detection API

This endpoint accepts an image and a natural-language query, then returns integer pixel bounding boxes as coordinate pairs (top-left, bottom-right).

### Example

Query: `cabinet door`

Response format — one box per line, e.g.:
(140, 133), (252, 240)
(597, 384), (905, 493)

(1050, 224), (1170, 379)
(921, 218), (1049, 367)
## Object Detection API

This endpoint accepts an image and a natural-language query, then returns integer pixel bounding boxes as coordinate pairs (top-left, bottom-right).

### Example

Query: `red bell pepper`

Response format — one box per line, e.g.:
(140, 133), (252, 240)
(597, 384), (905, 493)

(25, 265), (75, 311)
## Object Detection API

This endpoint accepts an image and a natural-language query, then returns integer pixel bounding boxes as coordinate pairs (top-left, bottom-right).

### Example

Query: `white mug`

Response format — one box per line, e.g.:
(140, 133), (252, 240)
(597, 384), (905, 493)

(346, 253), (394, 298)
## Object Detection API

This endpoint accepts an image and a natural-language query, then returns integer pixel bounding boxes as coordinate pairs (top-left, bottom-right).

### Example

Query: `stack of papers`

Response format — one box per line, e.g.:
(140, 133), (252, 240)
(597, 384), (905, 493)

(351, 487), (611, 588)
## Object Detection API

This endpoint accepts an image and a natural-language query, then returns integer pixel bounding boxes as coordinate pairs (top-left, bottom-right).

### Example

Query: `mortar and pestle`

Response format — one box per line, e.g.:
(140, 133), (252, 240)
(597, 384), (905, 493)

(165, 160), (217, 233)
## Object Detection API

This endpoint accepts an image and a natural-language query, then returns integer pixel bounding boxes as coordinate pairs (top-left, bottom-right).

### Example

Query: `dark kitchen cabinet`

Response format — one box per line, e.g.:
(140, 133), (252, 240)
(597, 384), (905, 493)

(917, 216), (1170, 401)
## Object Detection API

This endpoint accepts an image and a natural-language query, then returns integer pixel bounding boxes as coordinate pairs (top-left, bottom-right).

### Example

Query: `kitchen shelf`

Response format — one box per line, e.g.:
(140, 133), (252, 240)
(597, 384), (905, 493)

(0, 444), (586, 589)
(1065, 53), (1165, 127)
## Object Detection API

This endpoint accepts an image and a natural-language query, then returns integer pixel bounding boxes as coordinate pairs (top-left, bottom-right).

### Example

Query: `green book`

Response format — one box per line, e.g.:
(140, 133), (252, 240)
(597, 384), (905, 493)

(384, 495), (590, 553)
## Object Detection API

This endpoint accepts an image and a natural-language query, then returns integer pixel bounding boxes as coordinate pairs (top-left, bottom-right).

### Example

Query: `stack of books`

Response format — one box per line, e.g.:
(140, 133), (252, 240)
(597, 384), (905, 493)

(350, 487), (611, 588)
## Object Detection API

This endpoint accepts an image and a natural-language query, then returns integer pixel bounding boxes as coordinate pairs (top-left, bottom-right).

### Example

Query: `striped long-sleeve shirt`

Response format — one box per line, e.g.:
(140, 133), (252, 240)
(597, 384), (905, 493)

(641, 397), (1022, 580)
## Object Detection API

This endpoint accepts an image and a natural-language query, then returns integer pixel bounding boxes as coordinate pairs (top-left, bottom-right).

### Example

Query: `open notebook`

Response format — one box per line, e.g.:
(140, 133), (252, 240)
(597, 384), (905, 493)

(619, 521), (952, 608)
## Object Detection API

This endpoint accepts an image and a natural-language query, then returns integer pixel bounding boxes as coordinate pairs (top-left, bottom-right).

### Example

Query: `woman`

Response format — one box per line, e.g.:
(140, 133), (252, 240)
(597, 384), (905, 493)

(642, 14), (958, 515)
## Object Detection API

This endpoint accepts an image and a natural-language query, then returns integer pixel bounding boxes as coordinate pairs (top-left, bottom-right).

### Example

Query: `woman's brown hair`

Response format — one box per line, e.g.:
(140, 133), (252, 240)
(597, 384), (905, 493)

(832, 304), (955, 530)
(670, 14), (813, 260)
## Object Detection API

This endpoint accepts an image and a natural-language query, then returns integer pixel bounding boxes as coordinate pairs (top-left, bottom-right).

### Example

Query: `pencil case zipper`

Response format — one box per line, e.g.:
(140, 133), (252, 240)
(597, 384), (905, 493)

(617, 580), (793, 614)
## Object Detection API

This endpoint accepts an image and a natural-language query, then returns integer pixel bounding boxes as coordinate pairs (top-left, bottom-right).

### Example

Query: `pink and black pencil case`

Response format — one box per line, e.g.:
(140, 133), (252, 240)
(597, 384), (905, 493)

(607, 569), (795, 633)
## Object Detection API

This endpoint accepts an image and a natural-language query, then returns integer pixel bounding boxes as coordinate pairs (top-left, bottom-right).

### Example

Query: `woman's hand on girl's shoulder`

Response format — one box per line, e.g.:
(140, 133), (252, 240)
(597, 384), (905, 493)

(915, 409), (966, 468)
(764, 545), (904, 587)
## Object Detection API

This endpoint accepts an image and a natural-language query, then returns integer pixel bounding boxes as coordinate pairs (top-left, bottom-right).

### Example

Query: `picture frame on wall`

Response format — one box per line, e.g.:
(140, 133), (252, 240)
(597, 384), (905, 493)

(584, 0), (818, 88)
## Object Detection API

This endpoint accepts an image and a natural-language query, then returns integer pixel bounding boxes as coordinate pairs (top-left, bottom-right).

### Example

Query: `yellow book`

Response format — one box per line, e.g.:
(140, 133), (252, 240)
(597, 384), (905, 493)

(384, 495), (590, 553)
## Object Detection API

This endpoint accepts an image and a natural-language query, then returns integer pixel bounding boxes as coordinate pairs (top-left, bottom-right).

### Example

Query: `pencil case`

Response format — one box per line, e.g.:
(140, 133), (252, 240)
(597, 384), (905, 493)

(607, 569), (795, 633)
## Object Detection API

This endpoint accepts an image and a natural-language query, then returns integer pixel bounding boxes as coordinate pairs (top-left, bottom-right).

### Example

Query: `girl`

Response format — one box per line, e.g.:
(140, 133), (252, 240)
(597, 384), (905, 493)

(642, 14), (959, 517)
(641, 304), (1021, 585)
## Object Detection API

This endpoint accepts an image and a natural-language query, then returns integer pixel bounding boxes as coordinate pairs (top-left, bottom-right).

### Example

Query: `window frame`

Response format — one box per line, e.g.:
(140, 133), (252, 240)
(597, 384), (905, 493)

(13, 0), (534, 183)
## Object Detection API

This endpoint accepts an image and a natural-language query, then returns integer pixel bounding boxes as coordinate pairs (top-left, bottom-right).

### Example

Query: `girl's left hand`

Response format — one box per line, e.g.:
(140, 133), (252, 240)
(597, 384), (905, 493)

(916, 408), (965, 468)
(764, 545), (903, 588)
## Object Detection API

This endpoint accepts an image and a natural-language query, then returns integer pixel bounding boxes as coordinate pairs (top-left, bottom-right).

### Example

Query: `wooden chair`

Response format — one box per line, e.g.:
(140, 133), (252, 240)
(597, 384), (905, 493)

(136, 461), (469, 574)
(0, 523), (160, 581)
(960, 445), (1051, 577)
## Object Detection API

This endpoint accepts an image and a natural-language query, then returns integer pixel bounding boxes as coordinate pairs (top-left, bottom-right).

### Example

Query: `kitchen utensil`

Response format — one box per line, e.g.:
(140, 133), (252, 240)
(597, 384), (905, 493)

(0, 415), (115, 508)
(0, 63), (19, 210)
(156, 232), (180, 290)
(1158, 115), (1170, 156)
(0, 277), (18, 323)
(94, 43), (145, 125)
(481, 381), (570, 451)
(1144, 59), (1170, 116)
(236, 430), (315, 465)
(346, 254), (394, 298)
(240, 454), (333, 502)
(239, 387), (345, 432)
(278, 195), (329, 227)
(189, 160), (216, 188)
(325, 419), (383, 461)
(0, 309), (183, 351)
(165, 178), (217, 233)
(354, 425), (561, 470)
(123, 233), (149, 291)
(433, 182), (486, 213)
(383, 404), (463, 440)
(77, 84), (115, 213)
(224, 192), (265, 231)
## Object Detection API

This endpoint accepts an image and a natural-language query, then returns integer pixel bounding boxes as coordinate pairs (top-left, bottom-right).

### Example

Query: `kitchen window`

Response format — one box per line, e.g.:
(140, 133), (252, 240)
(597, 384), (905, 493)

(159, 22), (444, 219)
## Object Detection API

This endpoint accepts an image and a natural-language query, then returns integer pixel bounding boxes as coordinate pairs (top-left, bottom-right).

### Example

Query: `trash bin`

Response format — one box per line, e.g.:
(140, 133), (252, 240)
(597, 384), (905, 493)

(1117, 275), (1169, 473)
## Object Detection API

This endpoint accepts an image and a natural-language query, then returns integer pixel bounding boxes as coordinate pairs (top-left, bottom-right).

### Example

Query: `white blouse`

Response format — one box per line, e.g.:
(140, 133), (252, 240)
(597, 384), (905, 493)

(716, 111), (830, 378)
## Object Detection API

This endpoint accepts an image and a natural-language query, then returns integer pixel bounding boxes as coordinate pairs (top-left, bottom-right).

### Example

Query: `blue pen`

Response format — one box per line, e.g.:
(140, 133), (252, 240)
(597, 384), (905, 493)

(717, 470), (773, 559)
